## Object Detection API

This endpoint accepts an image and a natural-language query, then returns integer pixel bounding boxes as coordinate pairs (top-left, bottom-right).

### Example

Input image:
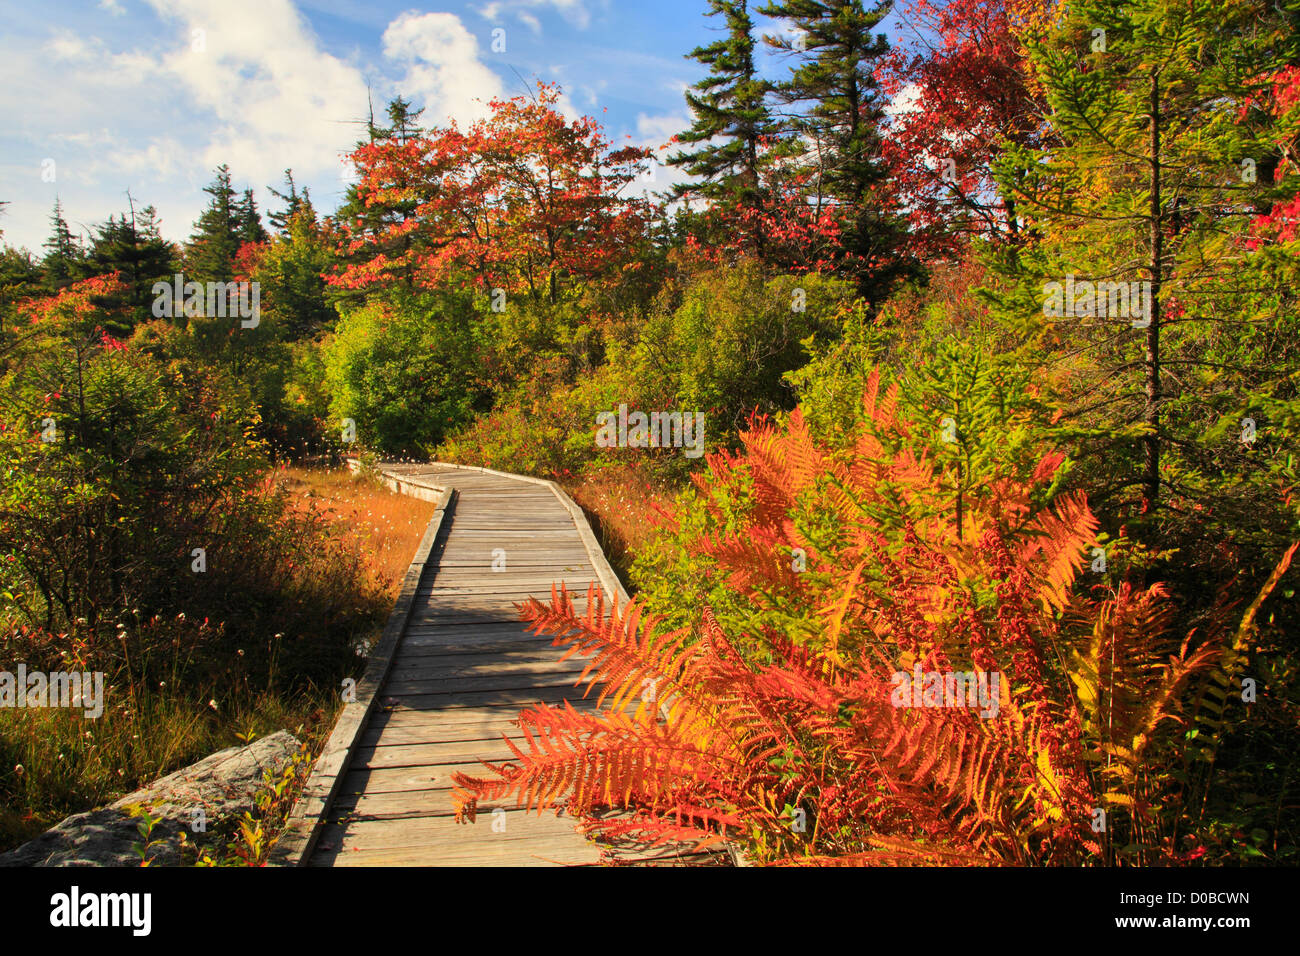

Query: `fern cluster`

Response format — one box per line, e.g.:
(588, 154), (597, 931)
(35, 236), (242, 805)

(452, 371), (1294, 865)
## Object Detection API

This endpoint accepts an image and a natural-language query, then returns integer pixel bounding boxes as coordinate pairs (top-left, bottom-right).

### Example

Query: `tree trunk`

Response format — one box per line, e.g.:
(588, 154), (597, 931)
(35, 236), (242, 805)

(1143, 71), (1163, 513)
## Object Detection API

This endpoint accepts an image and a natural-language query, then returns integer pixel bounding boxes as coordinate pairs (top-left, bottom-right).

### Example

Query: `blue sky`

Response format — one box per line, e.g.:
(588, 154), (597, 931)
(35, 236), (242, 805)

(0, 0), (905, 253)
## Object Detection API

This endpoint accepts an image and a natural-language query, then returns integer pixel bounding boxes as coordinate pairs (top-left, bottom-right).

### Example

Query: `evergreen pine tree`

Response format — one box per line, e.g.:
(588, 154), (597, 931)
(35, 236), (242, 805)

(267, 169), (313, 235)
(758, 0), (911, 296)
(383, 95), (425, 145)
(259, 206), (335, 340)
(185, 165), (241, 284)
(668, 1), (777, 258)
(78, 197), (177, 325)
(986, 0), (1300, 560)
(42, 198), (83, 291)
(332, 97), (428, 304)
(0, 246), (41, 336)
(236, 187), (269, 245)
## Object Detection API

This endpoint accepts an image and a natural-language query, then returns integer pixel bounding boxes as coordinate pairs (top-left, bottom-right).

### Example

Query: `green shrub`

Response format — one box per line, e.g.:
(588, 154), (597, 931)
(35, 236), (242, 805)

(0, 283), (386, 848)
(624, 263), (856, 437)
(438, 264), (859, 481)
(322, 290), (489, 457)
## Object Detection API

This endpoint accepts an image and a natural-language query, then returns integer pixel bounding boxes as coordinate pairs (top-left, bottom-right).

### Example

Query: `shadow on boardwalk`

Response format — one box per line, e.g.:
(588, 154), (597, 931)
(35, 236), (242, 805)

(300, 463), (720, 867)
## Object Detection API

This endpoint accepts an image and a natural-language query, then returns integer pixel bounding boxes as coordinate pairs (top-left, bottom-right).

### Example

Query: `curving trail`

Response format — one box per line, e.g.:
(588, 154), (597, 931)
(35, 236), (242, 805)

(274, 463), (704, 866)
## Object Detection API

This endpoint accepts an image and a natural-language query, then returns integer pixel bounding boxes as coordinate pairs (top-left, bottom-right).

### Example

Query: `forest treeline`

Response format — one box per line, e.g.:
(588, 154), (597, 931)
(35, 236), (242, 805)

(2, 0), (1299, 864)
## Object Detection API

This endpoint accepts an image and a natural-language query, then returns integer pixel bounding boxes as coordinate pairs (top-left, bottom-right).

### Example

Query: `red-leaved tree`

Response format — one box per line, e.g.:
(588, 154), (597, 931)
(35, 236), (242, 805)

(876, 0), (1051, 258)
(330, 83), (653, 302)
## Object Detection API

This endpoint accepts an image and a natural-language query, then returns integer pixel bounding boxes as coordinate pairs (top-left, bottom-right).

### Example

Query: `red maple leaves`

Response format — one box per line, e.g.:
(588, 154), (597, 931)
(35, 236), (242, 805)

(875, 0), (1049, 257)
(18, 273), (129, 327)
(330, 83), (654, 301)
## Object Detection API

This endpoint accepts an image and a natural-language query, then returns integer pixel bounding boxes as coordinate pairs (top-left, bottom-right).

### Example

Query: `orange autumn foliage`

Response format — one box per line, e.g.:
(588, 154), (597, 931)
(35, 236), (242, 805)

(452, 371), (1295, 865)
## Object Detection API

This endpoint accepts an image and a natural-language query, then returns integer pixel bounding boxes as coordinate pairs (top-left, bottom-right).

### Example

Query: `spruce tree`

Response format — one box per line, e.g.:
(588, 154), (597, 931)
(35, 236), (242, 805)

(79, 198), (177, 325)
(0, 247), (41, 336)
(185, 165), (242, 284)
(758, 0), (910, 296)
(42, 198), (83, 291)
(236, 188), (269, 245)
(760, 0), (890, 202)
(260, 206), (334, 339)
(986, 0), (1300, 564)
(333, 97), (429, 303)
(668, 1), (777, 258)
(268, 169), (313, 235)
(382, 95), (425, 145)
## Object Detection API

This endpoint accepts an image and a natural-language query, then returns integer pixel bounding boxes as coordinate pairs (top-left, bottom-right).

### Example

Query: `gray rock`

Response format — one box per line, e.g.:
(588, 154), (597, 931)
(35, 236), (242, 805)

(0, 730), (301, 867)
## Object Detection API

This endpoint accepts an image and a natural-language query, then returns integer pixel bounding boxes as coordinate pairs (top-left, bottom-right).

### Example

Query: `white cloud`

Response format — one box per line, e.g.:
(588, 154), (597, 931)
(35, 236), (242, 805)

(46, 31), (106, 62)
(536, 0), (592, 28)
(382, 11), (504, 127)
(637, 112), (685, 146)
(141, 0), (370, 187)
(631, 111), (690, 199)
(99, 0), (127, 16)
(476, 0), (596, 31)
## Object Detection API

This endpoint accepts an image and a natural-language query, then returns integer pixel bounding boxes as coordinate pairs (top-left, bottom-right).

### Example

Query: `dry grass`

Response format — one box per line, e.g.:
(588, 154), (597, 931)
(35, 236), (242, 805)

(562, 461), (674, 586)
(276, 465), (440, 598)
(0, 465), (437, 854)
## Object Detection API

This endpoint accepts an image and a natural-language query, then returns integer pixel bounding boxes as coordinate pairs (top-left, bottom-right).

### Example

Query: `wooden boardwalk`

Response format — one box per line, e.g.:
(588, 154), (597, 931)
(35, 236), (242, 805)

(273, 463), (710, 867)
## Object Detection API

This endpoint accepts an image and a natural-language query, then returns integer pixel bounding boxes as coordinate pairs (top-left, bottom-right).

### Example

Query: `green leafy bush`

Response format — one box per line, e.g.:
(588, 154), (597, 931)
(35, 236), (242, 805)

(322, 290), (489, 457)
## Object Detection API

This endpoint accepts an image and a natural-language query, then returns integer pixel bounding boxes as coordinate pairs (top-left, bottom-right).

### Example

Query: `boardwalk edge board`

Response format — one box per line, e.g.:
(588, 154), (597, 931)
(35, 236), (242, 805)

(269, 475), (454, 866)
(272, 459), (690, 866)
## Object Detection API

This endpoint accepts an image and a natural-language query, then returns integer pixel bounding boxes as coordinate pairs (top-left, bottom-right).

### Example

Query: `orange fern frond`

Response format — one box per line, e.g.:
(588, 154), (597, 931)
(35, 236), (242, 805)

(451, 699), (732, 824)
(1017, 489), (1098, 614)
(519, 584), (692, 717)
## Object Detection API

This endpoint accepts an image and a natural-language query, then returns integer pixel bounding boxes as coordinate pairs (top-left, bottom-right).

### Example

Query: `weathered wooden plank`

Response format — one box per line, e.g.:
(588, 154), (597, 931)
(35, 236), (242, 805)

(349, 738), (531, 770)
(431, 552), (594, 563)
(375, 681), (590, 709)
(387, 654), (589, 680)
(429, 558), (594, 569)
(360, 703), (596, 739)
(442, 528), (582, 537)
(397, 637), (562, 657)
(404, 611), (581, 626)
(270, 484), (456, 866)
(329, 787), (495, 819)
(358, 720), (534, 749)
(356, 717), (588, 750)
(312, 811), (604, 860)
(382, 671), (586, 697)
(399, 624), (549, 641)
(417, 585), (593, 598)
(408, 595), (585, 608)
(340, 764), (481, 795)
(414, 575), (598, 589)
(287, 461), (699, 868)
(404, 612), (554, 626)
(313, 839), (603, 867)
